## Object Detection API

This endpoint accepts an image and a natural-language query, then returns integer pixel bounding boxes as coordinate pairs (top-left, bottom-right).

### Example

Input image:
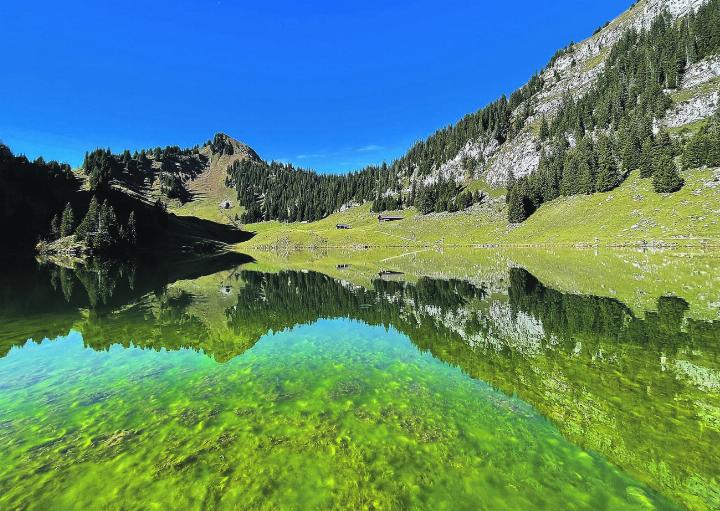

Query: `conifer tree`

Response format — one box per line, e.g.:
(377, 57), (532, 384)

(49, 214), (60, 240)
(60, 202), (74, 237)
(539, 116), (550, 141)
(652, 154), (684, 193)
(505, 171), (516, 203)
(639, 138), (655, 178)
(595, 136), (622, 192)
(507, 188), (530, 223)
(76, 196), (100, 240)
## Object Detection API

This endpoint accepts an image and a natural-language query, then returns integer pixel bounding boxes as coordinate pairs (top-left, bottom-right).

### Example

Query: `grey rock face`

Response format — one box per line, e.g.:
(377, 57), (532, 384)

(403, 1), (712, 190)
(681, 55), (720, 89)
(664, 91), (720, 128)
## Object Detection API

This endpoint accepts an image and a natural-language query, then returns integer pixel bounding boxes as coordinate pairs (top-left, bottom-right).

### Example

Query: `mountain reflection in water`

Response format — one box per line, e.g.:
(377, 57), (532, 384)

(0, 253), (718, 510)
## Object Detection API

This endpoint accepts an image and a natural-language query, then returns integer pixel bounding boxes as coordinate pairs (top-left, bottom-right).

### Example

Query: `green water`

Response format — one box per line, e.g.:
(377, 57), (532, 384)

(0, 253), (718, 510)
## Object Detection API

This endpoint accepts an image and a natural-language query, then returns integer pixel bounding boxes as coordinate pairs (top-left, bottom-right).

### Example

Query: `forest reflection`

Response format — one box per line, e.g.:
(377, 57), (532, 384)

(1, 257), (718, 509)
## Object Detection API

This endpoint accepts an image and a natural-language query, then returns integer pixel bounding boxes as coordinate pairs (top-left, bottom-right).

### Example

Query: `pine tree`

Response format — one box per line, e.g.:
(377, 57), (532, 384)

(654, 129), (673, 160)
(505, 171), (517, 204)
(652, 154), (684, 193)
(507, 188), (530, 223)
(539, 116), (550, 141)
(595, 136), (622, 192)
(639, 138), (655, 178)
(76, 196), (100, 240)
(49, 214), (60, 240)
(60, 202), (74, 237)
(619, 129), (640, 172)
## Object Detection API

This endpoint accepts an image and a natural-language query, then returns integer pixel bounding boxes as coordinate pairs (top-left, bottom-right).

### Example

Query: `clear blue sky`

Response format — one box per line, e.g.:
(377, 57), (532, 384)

(0, 0), (631, 173)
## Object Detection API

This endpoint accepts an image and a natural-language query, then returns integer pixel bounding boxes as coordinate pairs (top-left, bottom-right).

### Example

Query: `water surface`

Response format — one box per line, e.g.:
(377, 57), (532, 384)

(0, 251), (718, 510)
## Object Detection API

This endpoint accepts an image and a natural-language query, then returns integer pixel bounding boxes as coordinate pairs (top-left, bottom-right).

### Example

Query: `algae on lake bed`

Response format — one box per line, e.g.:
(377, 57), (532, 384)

(0, 321), (678, 510)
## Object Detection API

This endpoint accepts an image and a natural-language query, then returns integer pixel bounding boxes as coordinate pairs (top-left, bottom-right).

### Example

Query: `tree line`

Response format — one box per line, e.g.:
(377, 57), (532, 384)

(47, 197), (138, 252)
(0, 144), (78, 250)
(228, 159), (392, 223)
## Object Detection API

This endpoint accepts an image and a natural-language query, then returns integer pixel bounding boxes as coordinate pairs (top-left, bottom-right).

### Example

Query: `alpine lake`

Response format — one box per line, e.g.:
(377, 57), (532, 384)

(1, 248), (718, 511)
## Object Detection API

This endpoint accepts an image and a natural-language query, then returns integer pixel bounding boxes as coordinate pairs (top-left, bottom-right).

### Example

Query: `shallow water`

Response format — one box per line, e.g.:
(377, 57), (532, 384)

(0, 253), (718, 510)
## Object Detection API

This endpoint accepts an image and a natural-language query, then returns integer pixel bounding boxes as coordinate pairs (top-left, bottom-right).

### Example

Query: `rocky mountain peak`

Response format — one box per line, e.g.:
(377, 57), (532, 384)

(205, 133), (260, 162)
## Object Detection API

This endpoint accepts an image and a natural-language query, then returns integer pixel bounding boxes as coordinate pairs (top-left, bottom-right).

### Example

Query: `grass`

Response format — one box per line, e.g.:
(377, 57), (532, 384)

(171, 196), (244, 227)
(464, 178), (507, 198)
(238, 168), (720, 250)
(581, 48), (609, 73)
(667, 118), (710, 137)
(241, 202), (509, 249)
(508, 168), (720, 245)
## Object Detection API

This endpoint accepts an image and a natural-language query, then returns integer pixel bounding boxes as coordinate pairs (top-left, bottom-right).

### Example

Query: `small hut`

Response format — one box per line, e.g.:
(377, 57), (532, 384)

(378, 214), (403, 223)
(336, 223), (352, 230)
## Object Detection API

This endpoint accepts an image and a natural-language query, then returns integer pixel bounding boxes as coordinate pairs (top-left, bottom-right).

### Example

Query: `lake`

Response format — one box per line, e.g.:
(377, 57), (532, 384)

(0, 249), (718, 510)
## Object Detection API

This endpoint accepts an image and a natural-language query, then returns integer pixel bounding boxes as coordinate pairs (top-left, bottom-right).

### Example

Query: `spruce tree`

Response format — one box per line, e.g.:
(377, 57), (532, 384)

(652, 154), (684, 193)
(507, 188), (529, 223)
(620, 130), (640, 172)
(60, 202), (74, 237)
(539, 116), (550, 141)
(76, 196), (100, 241)
(505, 171), (516, 204)
(639, 138), (655, 178)
(595, 136), (622, 192)
(50, 214), (60, 240)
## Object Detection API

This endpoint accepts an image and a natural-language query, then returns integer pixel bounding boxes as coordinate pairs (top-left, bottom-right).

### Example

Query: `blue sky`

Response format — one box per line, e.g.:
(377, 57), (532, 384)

(0, 0), (631, 173)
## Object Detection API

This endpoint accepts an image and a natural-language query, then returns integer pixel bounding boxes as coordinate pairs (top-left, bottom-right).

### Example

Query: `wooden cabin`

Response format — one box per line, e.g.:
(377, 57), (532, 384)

(377, 215), (403, 223)
(378, 270), (405, 281)
(336, 224), (352, 230)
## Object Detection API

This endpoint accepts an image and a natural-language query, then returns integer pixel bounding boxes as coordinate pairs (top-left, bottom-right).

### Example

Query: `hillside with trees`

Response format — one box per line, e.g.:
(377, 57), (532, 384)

(224, 0), (720, 228)
(0, 139), (249, 258)
(4, 1), (719, 250)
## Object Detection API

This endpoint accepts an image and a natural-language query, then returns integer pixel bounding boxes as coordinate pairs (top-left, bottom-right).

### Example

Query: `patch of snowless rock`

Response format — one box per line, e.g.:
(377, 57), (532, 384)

(681, 54), (720, 89)
(485, 132), (540, 186)
(664, 90), (720, 128)
(661, 54), (720, 128)
(420, 138), (498, 185)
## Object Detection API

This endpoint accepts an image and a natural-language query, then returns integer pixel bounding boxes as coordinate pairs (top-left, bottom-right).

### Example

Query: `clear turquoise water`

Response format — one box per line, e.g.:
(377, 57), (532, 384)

(0, 259), (717, 510)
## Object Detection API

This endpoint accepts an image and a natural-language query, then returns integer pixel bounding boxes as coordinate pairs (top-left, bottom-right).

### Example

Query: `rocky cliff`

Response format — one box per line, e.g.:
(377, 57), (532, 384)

(421, 0), (716, 188)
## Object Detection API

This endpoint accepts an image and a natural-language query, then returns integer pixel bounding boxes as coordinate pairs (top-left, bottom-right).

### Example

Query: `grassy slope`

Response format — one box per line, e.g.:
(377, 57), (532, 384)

(171, 197), (244, 227)
(508, 169), (720, 245)
(239, 168), (720, 249)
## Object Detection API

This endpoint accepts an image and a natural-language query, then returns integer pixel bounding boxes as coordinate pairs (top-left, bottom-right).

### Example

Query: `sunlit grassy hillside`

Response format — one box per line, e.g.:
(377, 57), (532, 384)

(238, 168), (720, 248)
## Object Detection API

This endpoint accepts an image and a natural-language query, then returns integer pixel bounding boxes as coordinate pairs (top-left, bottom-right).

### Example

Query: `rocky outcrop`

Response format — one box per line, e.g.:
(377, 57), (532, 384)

(421, 138), (498, 185)
(681, 54), (720, 89)
(664, 90), (720, 128)
(661, 55), (720, 129)
(485, 132), (541, 186)
(421, 0), (713, 188)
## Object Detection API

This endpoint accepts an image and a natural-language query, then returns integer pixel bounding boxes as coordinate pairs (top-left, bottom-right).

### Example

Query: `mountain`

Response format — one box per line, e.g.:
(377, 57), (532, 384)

(0, 135), (254, 257)
(221, 0), (720, 230)
(4, 0), (719, 251)
(81, 132), (260, 225)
